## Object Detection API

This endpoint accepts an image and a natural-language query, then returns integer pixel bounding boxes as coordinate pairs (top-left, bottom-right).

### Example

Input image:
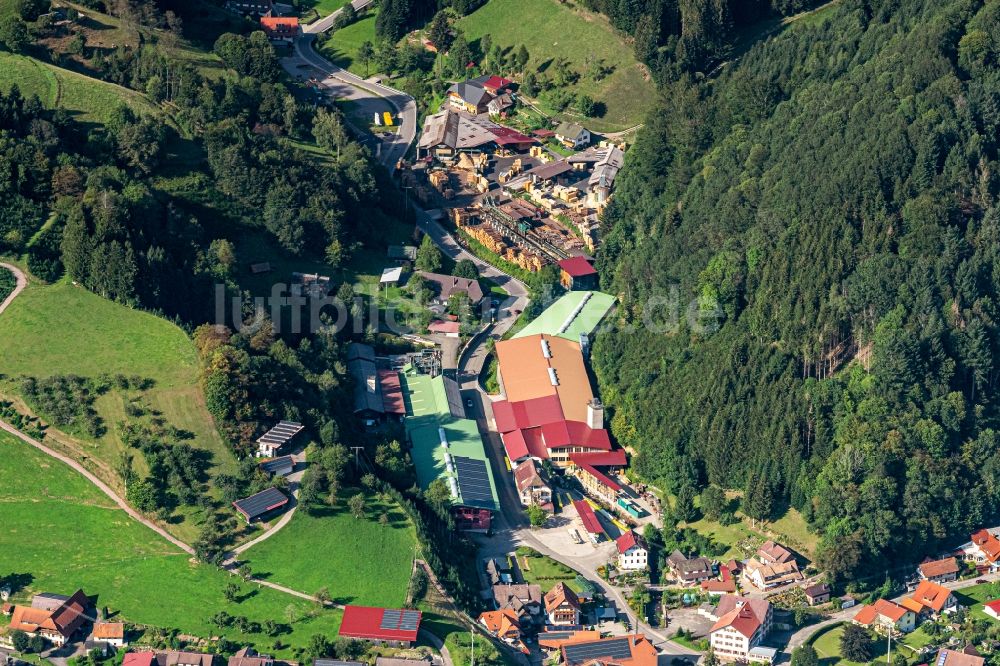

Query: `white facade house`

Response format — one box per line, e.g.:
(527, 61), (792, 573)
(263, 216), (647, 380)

(709, 596), (773, 662)
(616, 531), (648, 571)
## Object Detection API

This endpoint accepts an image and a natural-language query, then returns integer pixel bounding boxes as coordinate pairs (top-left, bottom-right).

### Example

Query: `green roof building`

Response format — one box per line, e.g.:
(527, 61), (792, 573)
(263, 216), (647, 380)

(514, 290), (616, 342)
(401, 367), (499, 529)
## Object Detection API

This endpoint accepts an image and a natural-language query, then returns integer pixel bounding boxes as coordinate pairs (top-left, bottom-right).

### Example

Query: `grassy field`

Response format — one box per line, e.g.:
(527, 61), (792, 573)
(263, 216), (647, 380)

(671, 489), (817, 559)
(0, 52), (161, 125)
(0, 430), (342, 653)
(954, 581), (1000, 620)
(301, 0), (350, 23)
(242, 493), (418, 608)
(320, 11), (379, 77)
(455, 0), (655, 132)
(810, 624), (862, 666)
(0, 280), (234, 541)
(518, 552), (580, 594)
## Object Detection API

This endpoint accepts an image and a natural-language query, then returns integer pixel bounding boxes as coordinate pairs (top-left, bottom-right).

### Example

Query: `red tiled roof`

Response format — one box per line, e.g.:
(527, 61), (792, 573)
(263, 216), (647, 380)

(502, 429), (530, 461)
(910, 580), (954, 612)
(482, 75), (513, 90)
(570, 450), (627, 467)
(378, 370), (405, 415)
(984, 599), (1000, 614)
(559, 256), (598, 278)
(972, 529), (1000, 562)
(854, 599), (909, 625)
(259, 16), (298, 36)
(701, 579), (737, 593)
(123, 653), (156, 666)
(428, 320), (461, 334)
(616, 530), (642, 554)
(93, 622), (124, 639)
(339, 606), (422, 643)
(573, 499), (602, 535)
(541, 420), (572, 448)
(577, 462), (621, 492)
(565, 421), (612, 450)
(710, 606), (762, 639)
(919, 557), (959, 578)
(493, 400), (517, 433)
(491, 126), (535, 146)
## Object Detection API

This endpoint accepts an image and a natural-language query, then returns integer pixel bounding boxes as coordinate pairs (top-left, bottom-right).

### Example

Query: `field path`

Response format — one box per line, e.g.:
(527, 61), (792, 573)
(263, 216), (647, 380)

(0, 262), (26, 316)
(0, 263), (195, 555)
(0, 418), (195, 555)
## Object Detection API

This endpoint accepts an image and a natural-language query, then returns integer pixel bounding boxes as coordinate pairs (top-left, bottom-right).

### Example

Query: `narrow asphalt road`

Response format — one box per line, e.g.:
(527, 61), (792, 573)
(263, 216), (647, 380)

(303, 0), (375, 34)
(285, 30), (417, 168)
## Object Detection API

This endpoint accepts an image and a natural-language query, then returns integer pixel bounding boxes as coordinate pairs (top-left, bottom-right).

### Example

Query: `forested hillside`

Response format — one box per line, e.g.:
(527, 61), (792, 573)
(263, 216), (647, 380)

(595, 0), (1000, 586)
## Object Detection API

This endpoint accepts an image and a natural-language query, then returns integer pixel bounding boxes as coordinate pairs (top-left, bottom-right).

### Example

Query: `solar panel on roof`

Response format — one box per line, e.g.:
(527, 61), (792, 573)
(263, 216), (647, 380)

(233, 487), (289, 519)
(563, 638), (633, 665)
(378, 608), (420, 632)
(453, 456), (494, 505)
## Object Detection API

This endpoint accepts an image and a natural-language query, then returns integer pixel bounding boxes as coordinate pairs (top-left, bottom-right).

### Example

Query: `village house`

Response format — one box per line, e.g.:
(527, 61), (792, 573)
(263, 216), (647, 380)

(666, 550), (715, 586)
(616, 531), (648, 571)
(6, 589), (91, 646)
(560, 635), (658, 666)
(478, 609), (521, 644)
(259, 16), (298, 42)
(964, 529), (1000, 571)
(228, 647), (273, 666)
(983, 599), (1000, 620)
(802, 582), (831, 606)
(544, 582), (581, 626)
(853, 599), (917, 634)
(918, 556), (960, 583)
(91, 622), (126, 648)
(147, 651), (214, 666)
(493, 583), (544, 621)
(757, 540), (795, 565)
(700, 564), (737, 596)
(742, 557), (803, 590)
(904, 580), (958, 618)
(554, 122), (591, 150)
(447, 81), (493, 115)
(514, 459), (553, 510)
(418, 271), (485, 305)
(708, 596), (774, 663)
(936, 649), (986, 666)
(338, 606), (422, 648)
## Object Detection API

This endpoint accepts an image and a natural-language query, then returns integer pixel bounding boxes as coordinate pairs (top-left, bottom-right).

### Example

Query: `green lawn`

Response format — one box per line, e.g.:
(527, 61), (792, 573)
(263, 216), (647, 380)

(518, 552), (580, 594)
(955, 581), (1000, 620)
(242, 493), (418, 608)
(456, 0), (656, 132)
(810, 624), (863, 666)
(0, 430), (342, 654)
(0, 52), (161, 125)
(320, 12), (379, 77)
(0, 280), (235, 541)
(301, 0), (350, 23)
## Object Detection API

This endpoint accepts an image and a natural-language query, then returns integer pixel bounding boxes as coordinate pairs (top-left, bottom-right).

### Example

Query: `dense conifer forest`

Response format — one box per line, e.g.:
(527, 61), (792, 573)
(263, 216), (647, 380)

(595, 0), (1000, 586)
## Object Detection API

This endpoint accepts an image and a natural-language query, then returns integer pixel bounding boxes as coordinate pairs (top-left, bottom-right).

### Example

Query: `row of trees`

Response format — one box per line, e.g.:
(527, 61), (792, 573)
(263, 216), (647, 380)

(595, 0), (1000, 588)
